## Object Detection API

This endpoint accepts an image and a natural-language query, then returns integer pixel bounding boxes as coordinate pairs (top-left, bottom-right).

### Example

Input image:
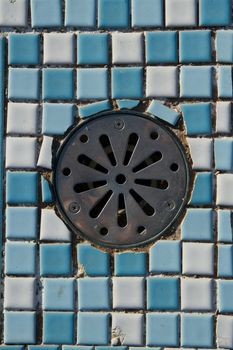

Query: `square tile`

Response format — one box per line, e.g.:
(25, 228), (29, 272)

(77, 313), (109, 345)
(147, 277), (179, 310)
(8, 34), (40, 65)
(216, 30), (233, 62)
(40, 209), (70, 241)
(77, 33), (109, 65)
(42, 103), (74, 135)
(77, 244), (110, 276)
(4, 312), (36, 344)
(217, 315), (233, 348)
(6, 207), (37, 240)
(146, 313), (179, 346)
(181, 209), (213, 241)
(181, 278), (213, 311)
(165, 0), (197, 27)
(6, 137), (36, 169)
(6, 171), (38, 204)
(149, 241), (181, 273)
(112, 67), (143, 99)
(7, 103), (38, 135)
(218, 210), (233, 242)
(217, 174), (233, 206)
(190, 172), (213, 205)
(112, 313), (143, 346)
(78, 278), (110, 311)
(216, 101), (232, 133)
(146, 31), (177, 64)
(187, 138), (213, 170)
(181, 103), (212, 135)
(112, 33), (143, 64)
(43, 312), (74, 344)
(0, 0), (28, 26)
(180, 66), (212, 98)
(113, 277), (144, 309)
(8, 68), (39, 100)
(43, 69), (74, 100)
(218, 280), (233, 312)
(44, 33), (74, 64)
(181, 314), (213, 347)
(98, 0), (129, 28)
(179, 30), (211, 63)
(31, 0), (62, 27)
(4, 278), (36, 310)
(132, 0), (163, 27)
(77, 68), (108, 99)
(5, 242), (36, 275)
(65, 0), (96, 27)
(183, 242), (214, 276)
(40, 244), (72, 276)
(43, 279), (74, 311)
(218, 245), (233, 277)
(114, 252), (147, 276)
(199, 0), (231, 26)
(146, 67), (178, 97)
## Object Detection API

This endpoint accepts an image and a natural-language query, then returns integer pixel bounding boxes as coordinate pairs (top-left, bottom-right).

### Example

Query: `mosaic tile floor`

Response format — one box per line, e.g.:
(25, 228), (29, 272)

(1, 0), (233, 348)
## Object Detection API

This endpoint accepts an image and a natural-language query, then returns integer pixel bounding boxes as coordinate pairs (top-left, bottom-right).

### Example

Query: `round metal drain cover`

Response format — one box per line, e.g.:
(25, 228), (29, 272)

(54, 111), (190, 249)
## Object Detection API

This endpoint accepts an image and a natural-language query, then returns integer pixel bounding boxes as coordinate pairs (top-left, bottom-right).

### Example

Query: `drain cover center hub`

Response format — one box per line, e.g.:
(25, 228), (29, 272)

(54, 111), (190, 249)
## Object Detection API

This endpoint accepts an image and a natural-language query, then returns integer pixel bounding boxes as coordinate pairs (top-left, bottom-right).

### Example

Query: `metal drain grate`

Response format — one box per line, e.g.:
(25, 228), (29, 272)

(53, 111), (190, 249)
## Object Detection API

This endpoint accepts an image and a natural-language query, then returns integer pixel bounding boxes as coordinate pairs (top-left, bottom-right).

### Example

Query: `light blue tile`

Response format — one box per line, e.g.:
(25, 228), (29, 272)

(98, 0), (129, 28)
(6, 171), (38, 204)
(116, 100), (139, 110)
(77, 313), (109, 345)
(65, 0), (96, 27)
(63, 347), (93, 350)
(77, 244), (110, 276)
(31, 0), (62, 27)
(8, 33), (40, 65)
(43, 279), (74, 311)
(216, 30), (233, 62)
(180, 66), (212, 98)
(41, 176), (53, 203)
(79, 100), (111, 118)
(40, 244), (72, 276)
(218, 66), (233, 98)
(132, 0), (163, 27)
(147, 100), (179, 126)
(77, 33), (109, 64)
(181, 314), (213, 347)
(215, 138), (233, 170)
(218, 210), (233, 242)
(112, 67), (143, 99)
(146, 313), (179, 346)
(179, 30), (211, 63)
(5, 242), (36, 275)
(115, 252), (147, 276)
(181, 209), (213, 241)
(97, 348), (126, 350)
(77, 69), (108, 99)
(78, 278), (110, 310)
(218, 280), (233, 312)
(147, 277), (179, 311)
(29, 347), (59, 350)
(146, 31), (177, 63)
(43, 312), (74, 344)
(43, 69), (74, 100)
(218, 245), (233, 277)
(4, 312), (36, 344)
(8, 68), (39, 100)
(181, 103), (212, 135)
(199, 0), (231, 26)
(6, 206), (37, 239)
(42, 103), (75, 135)
(0, 347), (24, 350)
(190, 172), (213, 205)
(150, 241), (181, 273)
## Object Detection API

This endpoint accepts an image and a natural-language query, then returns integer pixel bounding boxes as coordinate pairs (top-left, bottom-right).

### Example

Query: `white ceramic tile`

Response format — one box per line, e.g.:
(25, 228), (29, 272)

(181, 278), (213, 311)
(216, 102), (232, 133)
(217, 315), (233, 348)
(187, 138), (213, 170)
(7, 103), (38, 135)
(183, 243), (214, 276)
(165, 0), (196, 27)
(112, 313), (143, 345)
(43, 33), (74, 64)
(6, 137), (37, 168)
(0, 0), (27, 26)
(217, 174), (233, 206)
(37, 136), (53, 169)
(112, 277), (144, 309)
(146, 67), (178, 98)
(40, 208), (71, 241)
(4, 277), (35, 310)
(112, 33), (143, 64)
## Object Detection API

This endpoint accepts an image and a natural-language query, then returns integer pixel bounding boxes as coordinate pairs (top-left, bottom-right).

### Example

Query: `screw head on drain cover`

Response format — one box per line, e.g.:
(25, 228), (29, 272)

(53, 111), (190, 249)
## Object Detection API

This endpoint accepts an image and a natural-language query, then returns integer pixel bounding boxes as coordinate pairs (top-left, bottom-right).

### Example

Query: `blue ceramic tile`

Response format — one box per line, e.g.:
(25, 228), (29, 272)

(4, 312), (36, 344)
(77, 313), (109, 345)
(180, 66), (212, 98)
(190, 172), (213, 205)
(218, 280), (233, 312)
(218, 210), (233, 242)
(98, 0), (129, 28)
(31, 0), (62, 28)
(65, 0), (96, 27)
(150, 241), (181, 273)
(146, 31), (177, 64)
(112, 68), (143, 99)
(42, 103), (75, 135)
(77, 244), (110, 276)
(218, 245), (233, 277)
(215, 138), (233, 170)
(5, 242), (36, 275)
(29, 347), (58, 350)
(132, 0), (163, 27)
(115, 252), (147, 276)
(63, 347), (93, 350)
(40, 244), (72, 276)
(0, 347), (23, 350)
(146, 313), (179, 346)
(182, 209), (213, 241)
(43, 279), (74, 311)
(8, 68), (39, 100)
(79, 100), (111, 118)
(181, 314), (213, 347)
(199, 0), (231, 26)
(43, 69), (74, 100)
(6, 207), (37, 239)
(8, 33), (40, 65)
(179, 30), (211, 62)
(41, 176), (53, 203)
(147, 100), (179, 126)
(77, 34), (109, 65)
(43, 312), (74, 344)
(181, 103), (212, 135)
(218, 66), (233, 98)
(78, 278), (110, 310)
(216, 30), (233, 62)
(116, 100), (140, 110)
(77, 69), (108, 99)
(6, 171), (38, 204)
(147, 277), (179, 311)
